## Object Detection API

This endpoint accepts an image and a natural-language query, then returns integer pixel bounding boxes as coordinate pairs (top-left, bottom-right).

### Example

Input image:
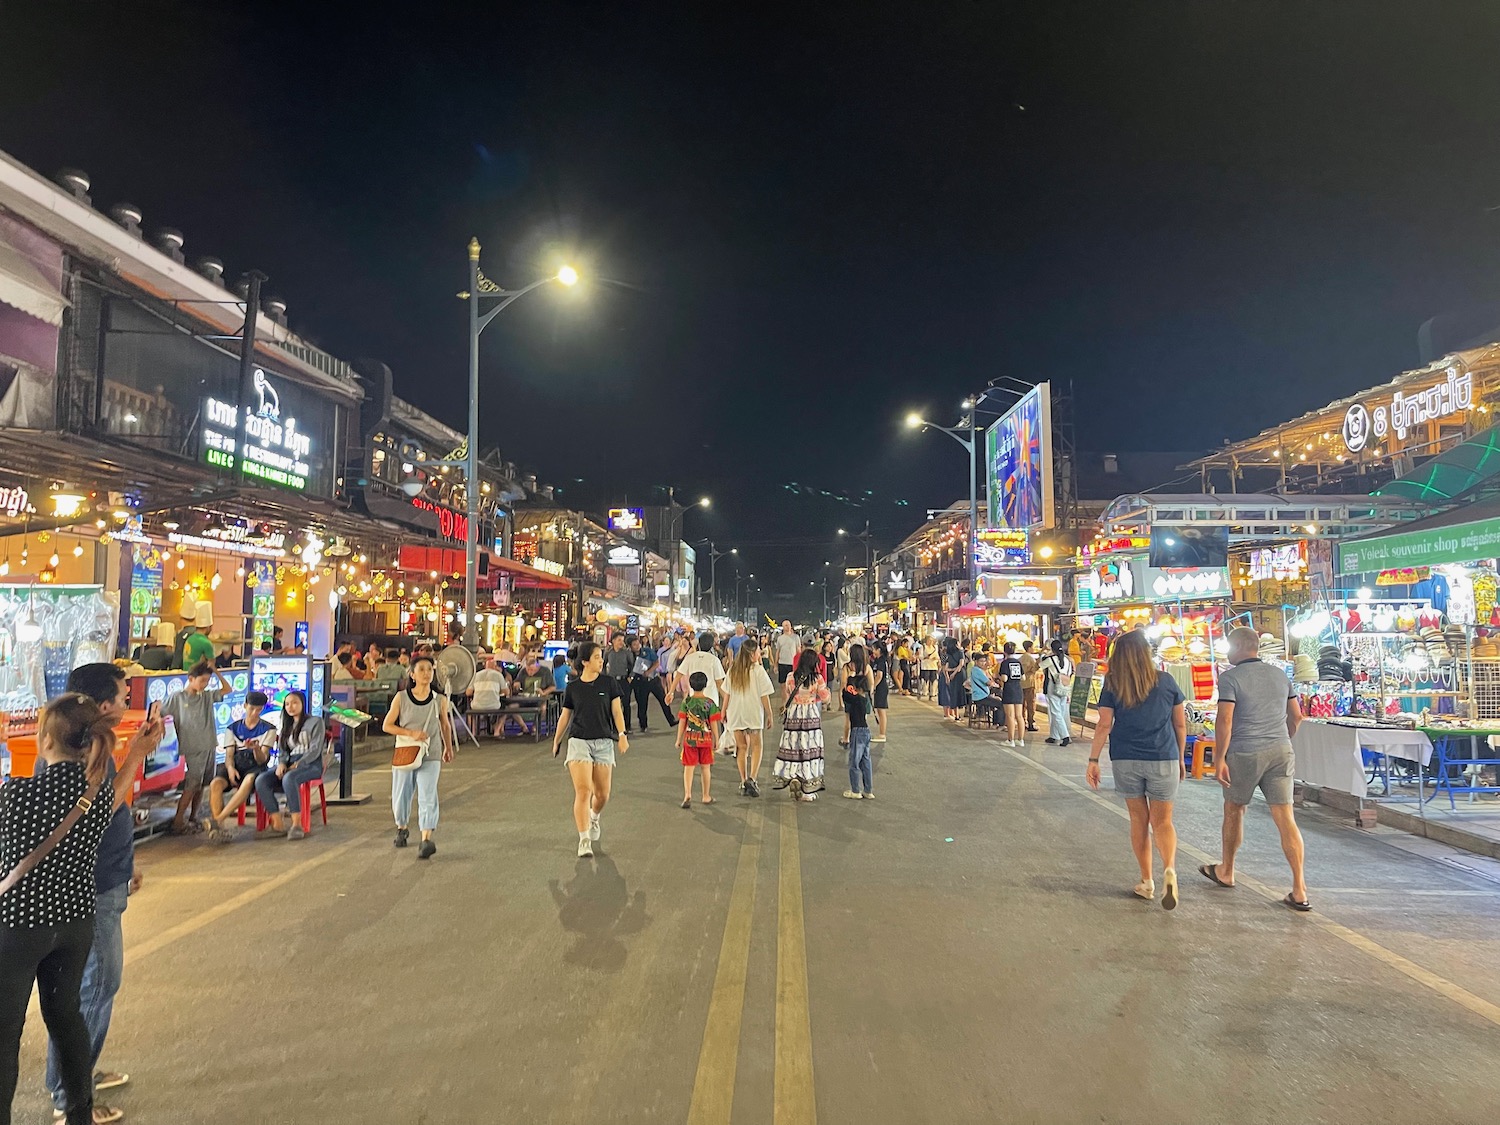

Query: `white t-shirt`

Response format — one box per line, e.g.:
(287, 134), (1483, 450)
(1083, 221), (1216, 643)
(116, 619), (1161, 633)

(774, 633), (801, 666)
(677, 650), (728, 705)
(724, 664), (775, 730)
(470, 667), (507, 710)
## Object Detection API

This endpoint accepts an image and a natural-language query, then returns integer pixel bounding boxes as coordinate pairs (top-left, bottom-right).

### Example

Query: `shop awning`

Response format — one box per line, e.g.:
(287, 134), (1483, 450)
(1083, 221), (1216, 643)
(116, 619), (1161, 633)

(0, 230), (67, 326)
(950, 602), (988, 617)
(1338, 498), (1500, 575)
(487, 553), (571, 591)
(1375, 424), (1500, 504)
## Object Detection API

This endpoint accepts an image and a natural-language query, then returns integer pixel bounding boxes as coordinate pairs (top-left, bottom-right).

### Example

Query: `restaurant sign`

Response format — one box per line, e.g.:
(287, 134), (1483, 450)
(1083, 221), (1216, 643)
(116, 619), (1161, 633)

(201, 370), (312, 490)
(1341, 366), (1473, 454)
(1083, 556), (1231, 605)
(974, 527), (1030, 567)
(977, 573), (1062, 605)
(1339, 515), (1500, 575)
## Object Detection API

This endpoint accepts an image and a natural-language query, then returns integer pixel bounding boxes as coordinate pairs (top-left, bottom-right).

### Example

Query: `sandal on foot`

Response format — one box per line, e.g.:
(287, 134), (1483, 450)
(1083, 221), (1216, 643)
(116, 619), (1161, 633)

(701, 796), (715, 804)
(1283, 893), (1312, 912)
(1199, 863), (1234, 888)
(1133, 880), (1155, 901)
(681, 797), (692, 809)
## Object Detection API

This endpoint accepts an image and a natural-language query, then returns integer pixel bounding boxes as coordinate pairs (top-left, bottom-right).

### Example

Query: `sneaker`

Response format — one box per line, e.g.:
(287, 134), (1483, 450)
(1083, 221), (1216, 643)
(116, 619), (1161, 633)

(578, 836), (594, 858)
(740, 779), (751, 796)
(95, 1073), (130, 1092)
(589, 813), (601, 841)
(393, 827), (409, 848)
(842, 790), (864, 799)
(1060, 738), (1072, 747)
(287, 824), (306, 840)
(746, 777), (760, 797)
(863, 791), (875, 799)
(1044, 738), (1058, 745)
(418, 840), (437, 860)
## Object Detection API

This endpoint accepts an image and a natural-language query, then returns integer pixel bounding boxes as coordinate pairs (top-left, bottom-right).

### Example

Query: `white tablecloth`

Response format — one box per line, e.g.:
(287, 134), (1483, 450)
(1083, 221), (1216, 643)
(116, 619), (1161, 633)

(1293, 720), (1433, 798)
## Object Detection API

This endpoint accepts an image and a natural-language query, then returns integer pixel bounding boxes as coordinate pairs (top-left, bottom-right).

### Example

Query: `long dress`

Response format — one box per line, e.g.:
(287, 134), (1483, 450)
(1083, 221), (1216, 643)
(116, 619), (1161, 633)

(774, 674), (829, 797)
(937, 652), (962, 708)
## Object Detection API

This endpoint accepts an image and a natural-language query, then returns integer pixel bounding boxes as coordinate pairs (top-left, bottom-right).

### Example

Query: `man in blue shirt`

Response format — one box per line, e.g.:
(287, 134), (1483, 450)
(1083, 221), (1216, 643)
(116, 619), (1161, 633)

(44, 663), (138, 1122)
(727, 623), (749, 656)
(206, 690), (277, 842)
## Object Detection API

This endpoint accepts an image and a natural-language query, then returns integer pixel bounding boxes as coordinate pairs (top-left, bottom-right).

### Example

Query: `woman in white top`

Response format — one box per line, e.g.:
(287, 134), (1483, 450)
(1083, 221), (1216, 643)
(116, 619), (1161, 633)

(722, 638), (775, 798)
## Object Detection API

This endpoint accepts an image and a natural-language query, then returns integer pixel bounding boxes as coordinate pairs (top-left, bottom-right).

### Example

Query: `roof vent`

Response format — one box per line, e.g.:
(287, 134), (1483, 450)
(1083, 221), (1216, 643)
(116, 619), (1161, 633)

(54, 168), (91, 205)
(522, 473), (538, 492)
(109, 203), (143, 237)
(1103, 453), (1119, 474)
(195, 256), (225, 284)
(152, 228), (185, 263)
(232, 276), (251, 300)
(262, 296), (287, 326)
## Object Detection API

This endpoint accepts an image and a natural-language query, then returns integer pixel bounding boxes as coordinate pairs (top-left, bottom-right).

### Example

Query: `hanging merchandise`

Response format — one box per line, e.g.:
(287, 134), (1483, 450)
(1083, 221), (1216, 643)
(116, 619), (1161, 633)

(0, 584), (118, 711)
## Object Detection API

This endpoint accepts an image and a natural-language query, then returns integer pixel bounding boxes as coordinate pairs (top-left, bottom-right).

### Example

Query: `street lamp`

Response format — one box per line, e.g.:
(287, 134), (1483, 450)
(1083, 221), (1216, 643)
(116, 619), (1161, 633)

(458, 238), (579, 648)
(665, 489), (710, 620)
(907, 405), (979, 597)
(838, 523), (875, 622)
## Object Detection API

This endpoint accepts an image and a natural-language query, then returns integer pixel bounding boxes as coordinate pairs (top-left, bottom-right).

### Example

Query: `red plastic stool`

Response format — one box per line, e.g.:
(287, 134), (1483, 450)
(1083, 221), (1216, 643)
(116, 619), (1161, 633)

(240, 780), (327, 832)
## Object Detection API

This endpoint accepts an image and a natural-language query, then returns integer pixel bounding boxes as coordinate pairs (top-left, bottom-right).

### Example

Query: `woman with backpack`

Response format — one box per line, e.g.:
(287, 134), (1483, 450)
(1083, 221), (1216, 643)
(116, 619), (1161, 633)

(1043, 638), (1075, 747)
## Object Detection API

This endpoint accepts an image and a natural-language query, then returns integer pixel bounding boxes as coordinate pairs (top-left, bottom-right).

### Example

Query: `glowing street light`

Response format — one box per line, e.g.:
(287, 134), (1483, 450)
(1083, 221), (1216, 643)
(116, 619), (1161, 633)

(557, 264), (580, 287)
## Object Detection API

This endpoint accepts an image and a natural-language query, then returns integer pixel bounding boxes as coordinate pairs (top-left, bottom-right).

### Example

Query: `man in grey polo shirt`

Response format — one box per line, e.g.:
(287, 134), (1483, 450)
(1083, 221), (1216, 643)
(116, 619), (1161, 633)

(1200, 627), (1311, 910)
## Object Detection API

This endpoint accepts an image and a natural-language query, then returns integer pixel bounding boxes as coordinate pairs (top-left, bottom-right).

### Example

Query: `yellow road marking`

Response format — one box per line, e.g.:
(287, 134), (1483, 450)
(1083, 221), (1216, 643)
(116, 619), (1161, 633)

(124, 771), (494, 965)
(686, 802), (764, 1125)
(990, 740), (1500, 1031)
(774, 803), (817, 1125)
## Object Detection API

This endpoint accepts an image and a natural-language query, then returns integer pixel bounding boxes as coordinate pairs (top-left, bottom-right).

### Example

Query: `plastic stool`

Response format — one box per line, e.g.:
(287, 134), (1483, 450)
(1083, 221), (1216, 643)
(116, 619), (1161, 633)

(1191, 739), (1217, 779)
(247, 779), (328, 832)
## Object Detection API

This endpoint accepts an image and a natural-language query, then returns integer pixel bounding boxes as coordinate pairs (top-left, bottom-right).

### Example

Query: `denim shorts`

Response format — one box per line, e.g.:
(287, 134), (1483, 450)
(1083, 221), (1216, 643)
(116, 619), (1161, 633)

(566, 737), (617, 766)
(1110, 758), (1179, 801)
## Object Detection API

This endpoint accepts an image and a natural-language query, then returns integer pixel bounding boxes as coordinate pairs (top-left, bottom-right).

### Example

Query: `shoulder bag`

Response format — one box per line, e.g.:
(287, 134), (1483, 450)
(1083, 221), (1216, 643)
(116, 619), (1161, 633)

(0, 779), (105, 898)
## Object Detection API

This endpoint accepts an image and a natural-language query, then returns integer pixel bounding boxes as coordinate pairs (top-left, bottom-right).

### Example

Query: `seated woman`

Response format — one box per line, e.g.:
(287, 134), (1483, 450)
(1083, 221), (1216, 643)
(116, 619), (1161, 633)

(968, 655), (1002, 723)
(253, 690), (326, 839)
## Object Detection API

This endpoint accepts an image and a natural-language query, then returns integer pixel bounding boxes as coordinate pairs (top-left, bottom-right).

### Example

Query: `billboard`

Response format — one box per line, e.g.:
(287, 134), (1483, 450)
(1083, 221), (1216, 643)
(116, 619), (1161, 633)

(984, 383), (1053, 530)
(608, 507), (644, 532)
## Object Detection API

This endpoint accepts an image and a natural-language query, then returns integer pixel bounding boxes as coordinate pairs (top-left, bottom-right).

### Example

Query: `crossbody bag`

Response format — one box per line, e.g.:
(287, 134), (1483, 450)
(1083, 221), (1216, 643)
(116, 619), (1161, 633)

(0, 779), (105, 898)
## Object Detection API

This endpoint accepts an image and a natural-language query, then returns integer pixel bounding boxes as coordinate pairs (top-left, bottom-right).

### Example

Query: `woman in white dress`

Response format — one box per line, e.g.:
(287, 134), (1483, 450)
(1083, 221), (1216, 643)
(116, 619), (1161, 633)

(722, 638), (776, 798)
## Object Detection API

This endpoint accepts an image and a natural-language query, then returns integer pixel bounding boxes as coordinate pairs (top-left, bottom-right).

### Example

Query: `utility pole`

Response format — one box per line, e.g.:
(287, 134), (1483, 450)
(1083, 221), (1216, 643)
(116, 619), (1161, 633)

(233, 270), (266, 484)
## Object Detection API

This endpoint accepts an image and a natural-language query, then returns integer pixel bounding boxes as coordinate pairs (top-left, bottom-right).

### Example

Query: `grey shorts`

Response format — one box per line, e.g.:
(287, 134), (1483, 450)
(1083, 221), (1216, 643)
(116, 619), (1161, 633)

(1110, 758), (1180, 801)
(1225, 745), (1295, 806)
(565, 737), (617, 767)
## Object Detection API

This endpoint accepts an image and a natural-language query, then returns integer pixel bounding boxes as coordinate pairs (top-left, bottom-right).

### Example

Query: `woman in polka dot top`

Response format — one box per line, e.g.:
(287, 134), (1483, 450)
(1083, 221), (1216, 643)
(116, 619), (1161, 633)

(0, 693), (162, 1125)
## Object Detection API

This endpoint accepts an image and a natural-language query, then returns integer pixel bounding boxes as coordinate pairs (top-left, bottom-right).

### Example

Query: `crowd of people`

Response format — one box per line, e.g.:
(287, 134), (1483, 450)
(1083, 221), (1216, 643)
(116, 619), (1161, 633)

(0, 615), (1313, 1121)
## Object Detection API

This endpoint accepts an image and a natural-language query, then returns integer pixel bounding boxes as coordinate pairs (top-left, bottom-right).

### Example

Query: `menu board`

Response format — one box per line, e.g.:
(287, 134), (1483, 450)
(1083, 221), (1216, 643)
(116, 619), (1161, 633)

(128, 544), (164, 648)
(1068, 662), (1098, 727)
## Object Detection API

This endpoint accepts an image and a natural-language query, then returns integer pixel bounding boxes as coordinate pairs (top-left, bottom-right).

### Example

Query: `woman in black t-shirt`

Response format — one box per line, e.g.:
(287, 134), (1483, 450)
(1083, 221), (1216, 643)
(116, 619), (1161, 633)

(1, 695), (162, 1125)
(997, 642), (1028, 746)
(552, 641), (628, 858)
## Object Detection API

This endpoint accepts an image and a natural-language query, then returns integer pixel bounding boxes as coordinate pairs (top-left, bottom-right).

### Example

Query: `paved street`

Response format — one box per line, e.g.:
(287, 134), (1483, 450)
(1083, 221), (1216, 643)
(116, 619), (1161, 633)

(13, 696), (1500, 1125)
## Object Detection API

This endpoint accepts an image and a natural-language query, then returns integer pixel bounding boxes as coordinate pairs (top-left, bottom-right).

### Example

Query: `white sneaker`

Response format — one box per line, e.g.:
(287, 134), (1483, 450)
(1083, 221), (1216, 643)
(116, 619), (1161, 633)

(842, 790), (864, 799)
(578, 835), (594, 858)
(589, 813), (601, 841)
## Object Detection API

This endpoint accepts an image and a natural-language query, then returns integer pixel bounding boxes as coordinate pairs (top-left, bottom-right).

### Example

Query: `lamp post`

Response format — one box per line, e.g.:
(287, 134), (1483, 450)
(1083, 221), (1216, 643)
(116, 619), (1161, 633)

(839, 523), (874, 622)
(665, 488), (710, 621)
(907, 407), (979, 598)
(458, 240), (577, 648)
(700, 540), (733, 619)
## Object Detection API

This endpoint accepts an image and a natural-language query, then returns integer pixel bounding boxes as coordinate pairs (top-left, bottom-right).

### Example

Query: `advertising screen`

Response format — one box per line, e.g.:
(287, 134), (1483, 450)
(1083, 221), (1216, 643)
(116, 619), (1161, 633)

(984, 383), (1053, 530)
(250, 654), (314, 710)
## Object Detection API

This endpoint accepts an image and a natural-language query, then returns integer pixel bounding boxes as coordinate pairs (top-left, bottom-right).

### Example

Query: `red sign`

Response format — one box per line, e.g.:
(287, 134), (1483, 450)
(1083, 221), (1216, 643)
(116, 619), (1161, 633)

(410, 495), (469, 543)
(397, 545), (492, 587)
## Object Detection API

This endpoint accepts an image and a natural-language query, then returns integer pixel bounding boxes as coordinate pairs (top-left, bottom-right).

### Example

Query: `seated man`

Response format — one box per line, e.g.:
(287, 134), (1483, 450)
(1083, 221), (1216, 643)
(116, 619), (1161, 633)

(206, 689), (276, 842)
(467, 656), (509, 736)
(968, 655), (1002, 723)
(516, 651), (555, 698)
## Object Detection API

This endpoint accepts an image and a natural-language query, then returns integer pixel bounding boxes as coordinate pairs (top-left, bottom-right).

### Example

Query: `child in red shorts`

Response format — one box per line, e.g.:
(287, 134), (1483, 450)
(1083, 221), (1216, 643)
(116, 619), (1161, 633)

(677, 670), (722, 808)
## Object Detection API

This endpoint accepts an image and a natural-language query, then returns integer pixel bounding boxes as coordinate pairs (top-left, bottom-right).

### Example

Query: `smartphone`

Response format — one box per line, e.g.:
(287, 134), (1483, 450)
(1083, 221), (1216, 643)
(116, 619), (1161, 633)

(146, 701), (161, 723)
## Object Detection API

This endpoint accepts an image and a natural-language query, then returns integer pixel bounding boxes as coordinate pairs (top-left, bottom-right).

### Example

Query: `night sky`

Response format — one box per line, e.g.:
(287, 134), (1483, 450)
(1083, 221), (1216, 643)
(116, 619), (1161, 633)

(8, 1), (1500, 613)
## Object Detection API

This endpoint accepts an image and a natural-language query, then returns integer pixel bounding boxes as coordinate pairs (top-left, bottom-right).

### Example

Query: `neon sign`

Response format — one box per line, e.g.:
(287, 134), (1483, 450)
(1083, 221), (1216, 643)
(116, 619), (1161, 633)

(201, 370), (312, 491)
(608, 508), (644, 532)
(410, 495), (468, 542)
(1342, 366), (1473, 453)
(0, 485), (32, 519)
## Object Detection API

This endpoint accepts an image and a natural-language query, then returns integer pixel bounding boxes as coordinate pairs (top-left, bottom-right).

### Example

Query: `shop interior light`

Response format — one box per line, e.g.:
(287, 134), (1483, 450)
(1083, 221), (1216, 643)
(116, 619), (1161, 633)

(95, 519), (106, 529)
(176, 557), (185, 570)
(72, 543), (83, 558)
(50, 493), (85, 519)
(112, 509), (128, 521)
(48, 551), (59, 568)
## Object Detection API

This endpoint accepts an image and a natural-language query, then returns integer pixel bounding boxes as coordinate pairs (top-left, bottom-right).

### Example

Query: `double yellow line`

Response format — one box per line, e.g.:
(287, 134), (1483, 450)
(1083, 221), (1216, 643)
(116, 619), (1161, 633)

(687, 801), (818, 1125)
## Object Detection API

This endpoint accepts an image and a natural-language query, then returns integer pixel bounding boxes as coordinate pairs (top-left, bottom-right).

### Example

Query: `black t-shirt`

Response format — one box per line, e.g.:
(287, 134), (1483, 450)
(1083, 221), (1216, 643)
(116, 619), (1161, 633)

(843, 685), (869, 728)
(563, 674), (622, 741)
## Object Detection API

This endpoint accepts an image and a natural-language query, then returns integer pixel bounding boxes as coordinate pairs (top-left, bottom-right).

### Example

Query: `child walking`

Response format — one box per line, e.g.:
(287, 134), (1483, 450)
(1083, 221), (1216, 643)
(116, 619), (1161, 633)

(842, 643), (875, 799)
(677, 671), (721, 808)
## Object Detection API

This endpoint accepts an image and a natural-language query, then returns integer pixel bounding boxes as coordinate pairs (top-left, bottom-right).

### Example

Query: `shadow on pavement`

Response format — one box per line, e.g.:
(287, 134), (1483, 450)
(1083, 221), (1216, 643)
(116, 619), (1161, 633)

(549, 855), (649, 972)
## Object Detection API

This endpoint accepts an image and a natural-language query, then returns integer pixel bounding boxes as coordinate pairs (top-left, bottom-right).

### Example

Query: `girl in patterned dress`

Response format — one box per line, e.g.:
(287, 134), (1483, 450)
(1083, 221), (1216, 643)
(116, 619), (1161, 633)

(774, 648), (829, 800)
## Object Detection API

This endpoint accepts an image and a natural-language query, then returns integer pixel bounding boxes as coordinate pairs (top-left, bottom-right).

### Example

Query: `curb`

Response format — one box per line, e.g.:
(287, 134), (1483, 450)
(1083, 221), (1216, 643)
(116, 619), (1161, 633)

(1303, 784), (1500, 861)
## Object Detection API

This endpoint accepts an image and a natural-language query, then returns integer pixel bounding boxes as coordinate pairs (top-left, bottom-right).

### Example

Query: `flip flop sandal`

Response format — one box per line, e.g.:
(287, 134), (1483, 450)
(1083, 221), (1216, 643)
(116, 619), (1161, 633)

(701, 797), (715, 805)
(681, 798), (691, 809)
(1199, 863), (1234, 888)
(1283, 894), (1312, 912)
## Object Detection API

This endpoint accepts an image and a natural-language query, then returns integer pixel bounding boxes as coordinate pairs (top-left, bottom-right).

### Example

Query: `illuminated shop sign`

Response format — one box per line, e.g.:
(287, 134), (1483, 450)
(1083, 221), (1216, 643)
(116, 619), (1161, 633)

(532, 557), (566, 577)
(974, 527), (1030, 567)
(977, 573), (1062, 604)
(168, 530), (286, 559)
(410, 495), (469, 543)
(1083, 556), (1230, 605)
(608, 507), (645, 532)
(607, 545), (642, 566)
(886, 570), (908, 591)
(201, 518), (286, 552)
(1248, 542), (1306, 581)
(1341, 366), (1473, 454)
(0, 485), (33, 519)
(201, 370), (312, 491)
